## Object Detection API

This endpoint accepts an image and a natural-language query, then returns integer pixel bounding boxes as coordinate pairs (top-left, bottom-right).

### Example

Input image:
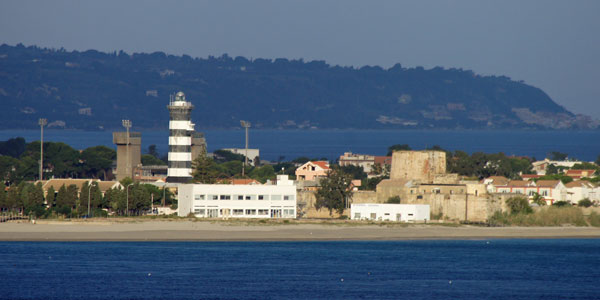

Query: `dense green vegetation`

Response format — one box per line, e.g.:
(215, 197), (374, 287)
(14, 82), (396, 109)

(1, 43), (586, 130)
(0, 179), (175, 218)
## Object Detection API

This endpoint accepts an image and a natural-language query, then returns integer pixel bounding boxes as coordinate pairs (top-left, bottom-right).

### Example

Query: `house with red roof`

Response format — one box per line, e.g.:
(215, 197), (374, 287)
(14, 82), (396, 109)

(494, 179), (567, 205)
(295, 161), (330, 181)
(565, 169), (597, 180)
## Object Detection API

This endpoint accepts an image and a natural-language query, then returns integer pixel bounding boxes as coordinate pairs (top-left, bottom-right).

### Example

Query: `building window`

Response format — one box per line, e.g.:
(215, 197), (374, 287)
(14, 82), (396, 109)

(208, 195), (218, 200)
(258, 209), (269, 215)
(194, 194), (205, 200)
(258, 195), (269, 200)
(370, 213), (377, 220)
(410, 190), (414, 194)
(235, 195), (243, 200)
(246, 195), (256, 200)
(417, 195), (423, 200)
(354, 213), (361, 219)
(220, 195), (231, 200)
(283, 209), (295, 216)
(408, 214), (413, 216)
(233, 209), (243, 215)
(194, 209), (206, 215)
(245, 209), (256, 215)
(284, 195), (295, 201)
(271, 195), (282, 200)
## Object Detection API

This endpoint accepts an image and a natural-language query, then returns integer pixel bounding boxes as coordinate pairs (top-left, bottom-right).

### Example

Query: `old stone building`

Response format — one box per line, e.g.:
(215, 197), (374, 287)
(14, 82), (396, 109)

(376, 150), (499, 222)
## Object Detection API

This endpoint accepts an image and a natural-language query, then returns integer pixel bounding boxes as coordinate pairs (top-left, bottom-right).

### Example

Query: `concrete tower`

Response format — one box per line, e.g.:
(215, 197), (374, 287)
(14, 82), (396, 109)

(167, 91), (194, 183)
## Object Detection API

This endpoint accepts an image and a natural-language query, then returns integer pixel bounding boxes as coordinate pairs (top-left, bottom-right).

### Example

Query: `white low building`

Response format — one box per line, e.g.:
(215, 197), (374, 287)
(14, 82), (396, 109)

(178, 175), (296, 218)
(351, 203), (430, 222)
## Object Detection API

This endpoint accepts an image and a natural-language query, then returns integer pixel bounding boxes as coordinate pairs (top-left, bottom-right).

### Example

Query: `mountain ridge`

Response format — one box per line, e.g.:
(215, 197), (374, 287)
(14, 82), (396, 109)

(0, 43), (597, 130)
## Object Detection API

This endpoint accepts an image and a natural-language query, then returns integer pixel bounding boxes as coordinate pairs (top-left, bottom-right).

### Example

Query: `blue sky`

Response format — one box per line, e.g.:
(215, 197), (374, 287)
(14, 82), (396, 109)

(1, 0), (599, 117)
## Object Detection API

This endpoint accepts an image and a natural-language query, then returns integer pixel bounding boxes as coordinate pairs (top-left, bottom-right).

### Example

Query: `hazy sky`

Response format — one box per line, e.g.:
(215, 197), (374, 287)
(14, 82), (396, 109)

(1, 0), (599, 117)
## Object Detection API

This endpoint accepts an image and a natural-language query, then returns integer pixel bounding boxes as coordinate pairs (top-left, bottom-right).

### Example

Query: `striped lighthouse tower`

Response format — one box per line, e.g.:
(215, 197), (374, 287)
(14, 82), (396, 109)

(166, 91), (194, 183)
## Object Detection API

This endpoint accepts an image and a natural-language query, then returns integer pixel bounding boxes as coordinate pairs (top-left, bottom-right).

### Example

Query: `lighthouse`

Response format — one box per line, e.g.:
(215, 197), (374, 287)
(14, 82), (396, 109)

(166, 91), (194, 183)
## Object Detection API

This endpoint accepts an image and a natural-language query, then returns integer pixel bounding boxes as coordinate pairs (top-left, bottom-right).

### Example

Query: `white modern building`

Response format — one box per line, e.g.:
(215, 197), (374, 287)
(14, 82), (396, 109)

(351, 203), (430, 222)
(223, 148), (260, 165)
(178, 175), (297, 218)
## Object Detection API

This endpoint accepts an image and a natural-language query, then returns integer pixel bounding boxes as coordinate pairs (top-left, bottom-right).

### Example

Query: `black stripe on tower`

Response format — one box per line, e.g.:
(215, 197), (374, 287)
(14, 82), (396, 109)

(169, 110), (191, 121)
(169, 145), (192, 152)
(169, 129), (189, 136)
(168, 161), (192, 169)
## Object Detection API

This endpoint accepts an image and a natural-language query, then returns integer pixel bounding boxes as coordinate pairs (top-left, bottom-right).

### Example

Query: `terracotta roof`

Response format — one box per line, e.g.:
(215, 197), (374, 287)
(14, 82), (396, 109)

(505, 180), (529, 187)
(521, 174), (541, 180)
(565, 169), (596, 177)
(41, 179), (121, 193)
(374, 156), (392, 165)
(231, 179), (261, 185)
(312, 161), (330, 170)
(535, 180), (561, 188)
(565, 181), (594, 188)
(486, 176), (510, 186)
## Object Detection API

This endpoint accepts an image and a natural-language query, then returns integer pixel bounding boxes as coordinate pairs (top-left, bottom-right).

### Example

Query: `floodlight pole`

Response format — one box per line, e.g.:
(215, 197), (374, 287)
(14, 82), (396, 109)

(38, 118), (47, 181)
(240, 120), (251, 177)
(122, 120), (132, 180)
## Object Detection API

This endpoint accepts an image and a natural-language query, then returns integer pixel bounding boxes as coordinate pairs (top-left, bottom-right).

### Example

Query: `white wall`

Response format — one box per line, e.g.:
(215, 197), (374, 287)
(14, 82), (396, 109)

(178, 178), (296, 218)
(351, 204), (430, 222)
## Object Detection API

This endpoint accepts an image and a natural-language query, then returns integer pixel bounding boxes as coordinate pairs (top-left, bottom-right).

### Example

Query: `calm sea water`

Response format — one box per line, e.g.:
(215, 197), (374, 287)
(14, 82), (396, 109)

(0, 240), (599, 299)
(1, 129), (599, 162)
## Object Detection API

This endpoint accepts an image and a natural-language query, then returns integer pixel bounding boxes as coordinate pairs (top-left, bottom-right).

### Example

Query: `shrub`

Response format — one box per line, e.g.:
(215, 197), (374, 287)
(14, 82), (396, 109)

(488, 206), (586, 227)
(553, 201), (570, 207)
(588, 212), (600, 227)
(386, 196), (401, 204)
(506, 197), (532, 215)
(578, 198), (593, 208)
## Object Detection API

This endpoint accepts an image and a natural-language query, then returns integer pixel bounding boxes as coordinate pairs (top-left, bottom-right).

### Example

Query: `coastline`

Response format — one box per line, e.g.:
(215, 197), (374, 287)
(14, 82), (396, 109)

(1, 220), (600, 241)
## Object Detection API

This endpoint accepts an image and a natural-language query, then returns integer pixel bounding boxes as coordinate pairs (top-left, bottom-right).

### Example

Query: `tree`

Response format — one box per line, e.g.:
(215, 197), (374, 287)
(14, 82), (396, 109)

(387, 144), (411, 156)
(505, 197), (533, 215)
(314, 166), (353, 215)
(578, 198), (593, 208)
(571, 162), (599, 171)
(549, 151), (568, 161)
(192, 154), (219, 184)
(46, 186), (56, 208)
(0, 187), (6, 210)
(141, 154), (166, 166)
(386, 196), (401, 204)
(147, 145), (159, 158)
(531, 192), (545, 206)
(249, 165), (276, 183)
(340, 165), (367, 180)
(80, 146), (116, 179)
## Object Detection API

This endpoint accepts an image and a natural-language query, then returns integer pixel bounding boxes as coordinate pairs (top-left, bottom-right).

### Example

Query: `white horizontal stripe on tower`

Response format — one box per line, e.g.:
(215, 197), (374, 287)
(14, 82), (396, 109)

(169, 136), (191, 146)
(169, 121), (194, 130)
(168, 168), (192, 177)
(169, 152), (192, 161)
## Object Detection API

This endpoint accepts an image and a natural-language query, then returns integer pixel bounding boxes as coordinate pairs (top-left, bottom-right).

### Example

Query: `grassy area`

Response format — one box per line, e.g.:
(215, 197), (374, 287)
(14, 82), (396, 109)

(489, 206), (600, 227)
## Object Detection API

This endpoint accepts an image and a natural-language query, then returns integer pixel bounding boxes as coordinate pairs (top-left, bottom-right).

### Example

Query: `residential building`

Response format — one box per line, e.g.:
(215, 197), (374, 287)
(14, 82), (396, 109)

(351, 203), (430, 222)
(532, 159), (582, 175)
(40, 179), (123, 197)
(223, 148), (260, 166)
(177, 175), (296, 218)
(338, 152), (391, 175)
(295, 161), (330, 181)
(565, 169), (597, 180)
(565, 181), (599, 203)
(494, 179), (567, 205)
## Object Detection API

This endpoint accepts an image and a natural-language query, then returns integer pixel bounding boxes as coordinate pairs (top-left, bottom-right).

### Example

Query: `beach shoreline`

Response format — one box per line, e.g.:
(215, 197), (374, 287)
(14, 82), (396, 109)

(1, 219), (600, 241)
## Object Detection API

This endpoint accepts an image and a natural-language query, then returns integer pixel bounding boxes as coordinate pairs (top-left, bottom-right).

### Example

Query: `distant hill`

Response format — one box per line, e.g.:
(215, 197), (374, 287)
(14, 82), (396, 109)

(0, 44), (597, 130)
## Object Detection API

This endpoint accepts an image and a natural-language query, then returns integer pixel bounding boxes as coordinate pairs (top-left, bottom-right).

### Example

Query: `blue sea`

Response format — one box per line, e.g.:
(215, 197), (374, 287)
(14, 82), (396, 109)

(0, 129), (599, 162)
(0, 240), (599, 299)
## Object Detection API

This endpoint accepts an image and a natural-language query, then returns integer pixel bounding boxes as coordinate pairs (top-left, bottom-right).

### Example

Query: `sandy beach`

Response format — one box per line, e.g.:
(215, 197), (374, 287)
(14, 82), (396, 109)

(1, 219), (599, 241)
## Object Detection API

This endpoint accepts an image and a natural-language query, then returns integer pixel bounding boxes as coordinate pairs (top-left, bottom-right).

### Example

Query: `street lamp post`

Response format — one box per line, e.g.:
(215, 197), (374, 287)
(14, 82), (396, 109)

(38, 118), (47, 181)
(126, 183), (134, 216)
(87, 181), (93, 217)
(240, 120), (251, 177)
(122, 120), (132, 180)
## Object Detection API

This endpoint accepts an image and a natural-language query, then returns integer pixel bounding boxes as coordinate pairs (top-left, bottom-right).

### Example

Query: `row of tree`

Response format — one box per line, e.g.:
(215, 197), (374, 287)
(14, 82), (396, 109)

(0, 179), (174, 218)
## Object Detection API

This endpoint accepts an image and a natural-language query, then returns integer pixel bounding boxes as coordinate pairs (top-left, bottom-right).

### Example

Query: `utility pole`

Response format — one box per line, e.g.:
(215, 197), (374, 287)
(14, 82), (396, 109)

(240, 120), (251, 177)
(38, 118), (47, 181)
(122, 120), (132, 180)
